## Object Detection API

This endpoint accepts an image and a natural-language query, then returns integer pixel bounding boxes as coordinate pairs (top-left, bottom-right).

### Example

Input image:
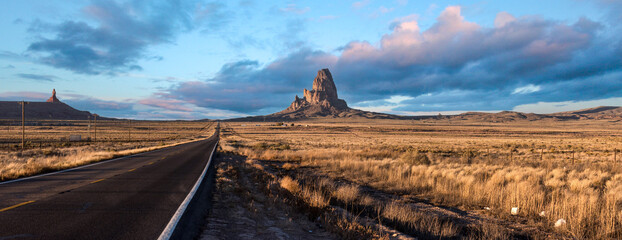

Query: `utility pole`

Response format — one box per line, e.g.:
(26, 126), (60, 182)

(88, 115), (91, 140)
(19, 101), (30, 150)
(128, 119), (131, 142)
(94, 114), (98, 142)
(20, 101), (27, 150)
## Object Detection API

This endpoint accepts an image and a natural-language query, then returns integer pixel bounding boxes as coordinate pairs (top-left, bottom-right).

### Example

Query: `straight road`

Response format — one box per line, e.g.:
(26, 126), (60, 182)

(0, 131), (218, 239)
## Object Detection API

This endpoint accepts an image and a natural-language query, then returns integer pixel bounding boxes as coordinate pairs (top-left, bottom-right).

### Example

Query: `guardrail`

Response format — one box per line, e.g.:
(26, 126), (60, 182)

(158, 125), (220, 240)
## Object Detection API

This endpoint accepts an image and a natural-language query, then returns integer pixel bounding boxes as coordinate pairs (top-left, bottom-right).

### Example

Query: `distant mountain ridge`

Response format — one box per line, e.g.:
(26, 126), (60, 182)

(548, 106), (622, 120)
(446, 106), (622, 122)
(0, 89), (104, 120)
(3, 85), (617, 122)
(226, 68), (622, 122)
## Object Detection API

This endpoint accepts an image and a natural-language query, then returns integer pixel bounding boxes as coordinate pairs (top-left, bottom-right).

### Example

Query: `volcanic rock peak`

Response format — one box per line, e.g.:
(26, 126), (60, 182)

(307, 69), (338, 100)
(286, 68), (348, 112)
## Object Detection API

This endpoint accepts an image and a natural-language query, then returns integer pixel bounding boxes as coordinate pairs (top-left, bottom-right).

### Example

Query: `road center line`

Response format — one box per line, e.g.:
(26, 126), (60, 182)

(91, 179), (105, 184)
(0, 201), (35, 212)
(128, 168), (136, 172)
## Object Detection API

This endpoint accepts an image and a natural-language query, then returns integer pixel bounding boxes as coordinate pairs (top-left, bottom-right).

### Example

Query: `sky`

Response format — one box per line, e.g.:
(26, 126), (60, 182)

(0, 0), (621, 119)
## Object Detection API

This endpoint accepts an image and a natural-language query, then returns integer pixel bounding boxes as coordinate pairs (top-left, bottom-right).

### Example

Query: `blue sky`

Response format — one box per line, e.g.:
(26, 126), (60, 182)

(1, 0), (621, 119)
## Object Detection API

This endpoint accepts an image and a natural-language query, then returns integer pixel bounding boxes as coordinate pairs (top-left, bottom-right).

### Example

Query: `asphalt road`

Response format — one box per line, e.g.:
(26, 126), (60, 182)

(0, 132), (218, 240)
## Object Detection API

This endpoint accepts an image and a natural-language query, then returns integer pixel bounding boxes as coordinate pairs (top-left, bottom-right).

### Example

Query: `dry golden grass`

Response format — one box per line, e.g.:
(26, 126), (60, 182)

(0, 120), (215, 181)
(301, 187), (330, 208)
(279, 176), (330, 208)
(280, 176), (301, 194)
(0, 120), (214, 149)
(382, 200), (459, 238)
(333, 184), (361, 204)
(256, 163), (386, 239)
(220, 119), (622, 239)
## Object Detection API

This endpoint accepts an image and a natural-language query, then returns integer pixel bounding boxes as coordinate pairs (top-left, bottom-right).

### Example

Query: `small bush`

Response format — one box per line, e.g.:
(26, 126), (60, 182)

(228, 140), (244, 148)
(302, 187), (329, 208)
(253, 142), (290, 151)
(271, 143), (291, 150)
(333, 184), (360, 203)
(253, 142), (269, 150)
(280, 176), (301, 194)
(282, 163), (296, 170)
(400, 150), (431, 165)
(42, 148), (61, 156)
(462, 149), (476, 164)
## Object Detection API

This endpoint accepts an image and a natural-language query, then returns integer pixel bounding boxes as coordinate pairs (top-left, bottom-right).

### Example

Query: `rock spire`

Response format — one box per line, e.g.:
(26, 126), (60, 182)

(238, 68), (402, 120)
(286, 69), (348, 112)
(46, 89), (60, 103)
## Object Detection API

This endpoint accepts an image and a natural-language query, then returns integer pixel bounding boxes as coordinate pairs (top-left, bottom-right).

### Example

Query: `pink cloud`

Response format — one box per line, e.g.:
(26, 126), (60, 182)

(0, 91), (48, 101)
(352, 0), (370, 9)
(340, 5), (596, 69)
(139, 98), (193, 112)
(494, 11), (516, 28)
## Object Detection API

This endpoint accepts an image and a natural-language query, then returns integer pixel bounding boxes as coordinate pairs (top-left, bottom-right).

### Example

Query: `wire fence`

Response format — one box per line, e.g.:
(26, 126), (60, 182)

(0, 119), (214, 150)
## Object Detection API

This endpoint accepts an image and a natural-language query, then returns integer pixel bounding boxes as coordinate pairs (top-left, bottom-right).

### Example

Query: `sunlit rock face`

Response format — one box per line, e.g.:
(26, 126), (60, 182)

(243, 68), (401, 120)
(46, 89), (61, 103)
(285, 69), (349, 115)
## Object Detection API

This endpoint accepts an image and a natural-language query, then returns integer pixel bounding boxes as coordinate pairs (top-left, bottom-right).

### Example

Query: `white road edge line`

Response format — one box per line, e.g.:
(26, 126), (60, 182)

(158, 139), (218, 240)
(0, 139), (201, 185)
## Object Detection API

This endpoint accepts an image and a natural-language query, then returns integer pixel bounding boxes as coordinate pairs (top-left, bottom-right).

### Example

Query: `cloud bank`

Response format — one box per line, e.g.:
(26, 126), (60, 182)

(163, 5), (621, 115)
(26, 0), (218, 75)
(14, 3), (622, 118)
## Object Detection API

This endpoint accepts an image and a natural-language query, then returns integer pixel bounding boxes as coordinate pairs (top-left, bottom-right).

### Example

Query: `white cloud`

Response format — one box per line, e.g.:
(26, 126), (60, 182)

(386, 95), (414, 104)
(352, 94), (414, 113)
(379, 6), (394, 14)
(354, 105), (400, 113)
(512, 97), (622, 113)
(512, 84), (541, 94)
(397, 110), (499, 116)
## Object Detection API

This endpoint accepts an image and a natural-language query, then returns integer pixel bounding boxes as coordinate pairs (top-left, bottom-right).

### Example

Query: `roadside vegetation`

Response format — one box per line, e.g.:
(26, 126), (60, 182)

(0, 120), (215, 181)
(219, 119), (622, 239)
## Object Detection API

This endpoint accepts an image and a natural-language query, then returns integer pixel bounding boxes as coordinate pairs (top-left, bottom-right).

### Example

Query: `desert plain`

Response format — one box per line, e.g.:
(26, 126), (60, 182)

(200, 117), (621, 239)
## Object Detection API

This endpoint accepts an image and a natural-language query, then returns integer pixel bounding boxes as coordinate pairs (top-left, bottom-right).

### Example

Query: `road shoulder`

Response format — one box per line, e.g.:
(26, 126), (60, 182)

(200, 153), (337, 240)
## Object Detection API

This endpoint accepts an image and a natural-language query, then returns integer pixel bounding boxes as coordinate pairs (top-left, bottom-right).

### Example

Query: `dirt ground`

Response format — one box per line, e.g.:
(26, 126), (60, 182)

(199, 153), (337, 240)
